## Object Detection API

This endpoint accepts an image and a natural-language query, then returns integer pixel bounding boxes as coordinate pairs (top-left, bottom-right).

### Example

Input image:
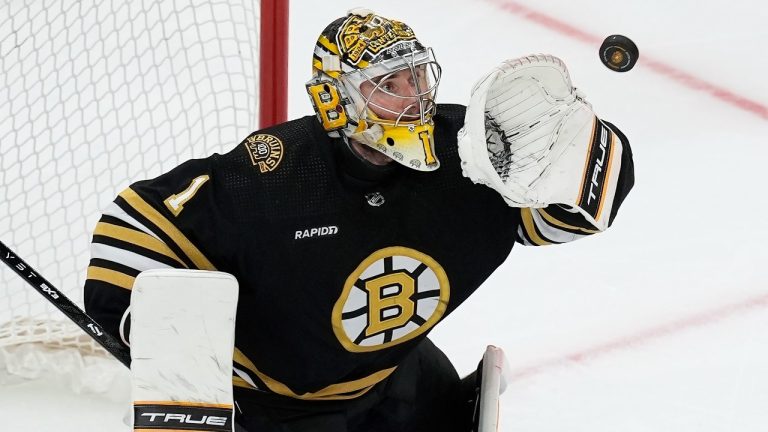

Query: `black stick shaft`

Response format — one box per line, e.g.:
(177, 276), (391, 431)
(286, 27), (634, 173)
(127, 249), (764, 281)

(0, 240), (131, 368)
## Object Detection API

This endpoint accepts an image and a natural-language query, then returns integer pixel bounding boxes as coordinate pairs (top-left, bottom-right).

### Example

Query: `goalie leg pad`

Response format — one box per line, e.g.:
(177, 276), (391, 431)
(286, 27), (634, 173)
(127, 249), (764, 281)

(465, 345), (512, 432)
(134, 402), (234, 431)
(130, 269), (239, 431)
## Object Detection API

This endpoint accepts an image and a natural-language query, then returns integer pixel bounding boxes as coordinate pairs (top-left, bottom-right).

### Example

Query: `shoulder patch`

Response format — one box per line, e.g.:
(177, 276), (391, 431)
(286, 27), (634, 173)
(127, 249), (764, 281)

(243, 133), (284, 173)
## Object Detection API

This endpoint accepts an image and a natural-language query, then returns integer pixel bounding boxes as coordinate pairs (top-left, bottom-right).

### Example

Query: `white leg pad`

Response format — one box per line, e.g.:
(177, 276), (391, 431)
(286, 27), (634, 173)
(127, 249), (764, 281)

(129, 269), (239, 431)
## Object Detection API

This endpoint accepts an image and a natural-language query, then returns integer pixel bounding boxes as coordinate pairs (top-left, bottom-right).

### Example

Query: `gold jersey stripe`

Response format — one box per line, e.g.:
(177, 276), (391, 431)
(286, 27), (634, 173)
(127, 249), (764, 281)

(538, 208), (599, 234)
(233, 376), (256, 390)
(521, 209), (553, 246)
(93, 222), (187, 267)
(233, 348), (397, 400)
(87, 266), (136, 290)
(119, 188), (216, 271)
(134, 400), (233, 409)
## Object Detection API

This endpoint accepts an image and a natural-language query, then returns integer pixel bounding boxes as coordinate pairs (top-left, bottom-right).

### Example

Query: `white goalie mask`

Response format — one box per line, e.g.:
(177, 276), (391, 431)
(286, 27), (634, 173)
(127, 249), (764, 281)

(306, 10), (443, 171)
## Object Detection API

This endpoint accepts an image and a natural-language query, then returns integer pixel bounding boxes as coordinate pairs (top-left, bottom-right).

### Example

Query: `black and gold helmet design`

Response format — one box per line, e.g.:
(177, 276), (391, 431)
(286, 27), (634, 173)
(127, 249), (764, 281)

(306, 9), (442, 171)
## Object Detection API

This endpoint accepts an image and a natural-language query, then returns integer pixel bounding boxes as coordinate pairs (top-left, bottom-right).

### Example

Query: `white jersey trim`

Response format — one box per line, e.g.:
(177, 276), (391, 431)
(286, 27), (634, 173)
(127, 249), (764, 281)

(90, 242), (174, 272)
(103, 201), (161, 240)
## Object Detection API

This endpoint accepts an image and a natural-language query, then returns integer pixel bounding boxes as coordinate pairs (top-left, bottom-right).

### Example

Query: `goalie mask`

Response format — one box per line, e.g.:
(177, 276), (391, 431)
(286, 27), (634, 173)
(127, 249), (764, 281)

(306, 9), (442, 171)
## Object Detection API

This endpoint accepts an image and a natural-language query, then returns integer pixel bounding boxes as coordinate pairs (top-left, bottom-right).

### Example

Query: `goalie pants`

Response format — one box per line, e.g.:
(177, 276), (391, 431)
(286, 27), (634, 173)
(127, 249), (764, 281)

(234, 338), (473, 432)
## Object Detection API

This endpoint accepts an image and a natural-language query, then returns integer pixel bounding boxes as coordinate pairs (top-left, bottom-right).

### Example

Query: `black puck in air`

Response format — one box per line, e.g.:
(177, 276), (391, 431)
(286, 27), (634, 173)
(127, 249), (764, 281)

(599, 35), (639, 72)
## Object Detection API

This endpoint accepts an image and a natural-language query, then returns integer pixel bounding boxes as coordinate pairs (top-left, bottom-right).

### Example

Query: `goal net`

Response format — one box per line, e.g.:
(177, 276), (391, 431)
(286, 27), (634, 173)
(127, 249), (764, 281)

(0, 0), (286, 391)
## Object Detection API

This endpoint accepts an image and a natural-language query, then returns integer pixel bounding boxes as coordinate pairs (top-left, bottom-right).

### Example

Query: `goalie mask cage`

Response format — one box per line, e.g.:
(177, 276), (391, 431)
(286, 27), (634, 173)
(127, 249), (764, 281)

(0, 0), (288, 389)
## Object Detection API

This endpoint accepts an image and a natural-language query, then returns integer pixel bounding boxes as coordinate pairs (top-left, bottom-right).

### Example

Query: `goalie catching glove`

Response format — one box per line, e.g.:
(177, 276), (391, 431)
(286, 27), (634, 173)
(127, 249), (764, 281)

(458, 54), (624, 231)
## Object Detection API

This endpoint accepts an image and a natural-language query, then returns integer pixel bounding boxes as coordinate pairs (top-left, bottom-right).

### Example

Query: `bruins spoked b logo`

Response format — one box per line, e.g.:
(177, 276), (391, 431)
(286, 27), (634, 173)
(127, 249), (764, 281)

(332, 247), (450, 352)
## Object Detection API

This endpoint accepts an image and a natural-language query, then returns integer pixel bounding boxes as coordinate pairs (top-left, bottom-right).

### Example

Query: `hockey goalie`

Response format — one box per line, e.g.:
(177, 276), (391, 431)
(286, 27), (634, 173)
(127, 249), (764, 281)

(82, 8), (634, 432)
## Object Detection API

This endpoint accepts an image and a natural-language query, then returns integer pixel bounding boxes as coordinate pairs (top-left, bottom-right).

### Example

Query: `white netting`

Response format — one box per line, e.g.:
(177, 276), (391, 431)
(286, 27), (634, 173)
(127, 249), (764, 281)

(0, 0), (261, 391)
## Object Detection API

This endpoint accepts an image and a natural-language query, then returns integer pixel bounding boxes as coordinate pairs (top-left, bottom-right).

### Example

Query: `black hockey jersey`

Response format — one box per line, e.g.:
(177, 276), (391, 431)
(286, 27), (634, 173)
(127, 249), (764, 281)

(84, 104), (634, 400)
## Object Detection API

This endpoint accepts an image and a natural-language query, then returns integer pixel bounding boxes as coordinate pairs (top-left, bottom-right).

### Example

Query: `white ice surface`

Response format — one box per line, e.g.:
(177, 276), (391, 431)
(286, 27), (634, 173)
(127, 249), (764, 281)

(0, 372), (130, 431)
(2, 0), (767, 430)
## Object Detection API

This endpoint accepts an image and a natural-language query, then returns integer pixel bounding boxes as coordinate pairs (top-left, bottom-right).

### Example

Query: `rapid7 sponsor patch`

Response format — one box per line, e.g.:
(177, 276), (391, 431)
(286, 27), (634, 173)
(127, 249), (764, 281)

(295, 225), (339, 240)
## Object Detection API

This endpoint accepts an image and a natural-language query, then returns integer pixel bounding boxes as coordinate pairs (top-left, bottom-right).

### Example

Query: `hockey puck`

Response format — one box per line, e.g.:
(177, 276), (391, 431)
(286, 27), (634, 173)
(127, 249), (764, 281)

(599, 35), (638, 72)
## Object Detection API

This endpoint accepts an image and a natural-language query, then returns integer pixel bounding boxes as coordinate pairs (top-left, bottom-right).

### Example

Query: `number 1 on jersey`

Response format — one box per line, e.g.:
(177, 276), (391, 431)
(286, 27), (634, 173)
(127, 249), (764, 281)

(164, 175), (210, 216)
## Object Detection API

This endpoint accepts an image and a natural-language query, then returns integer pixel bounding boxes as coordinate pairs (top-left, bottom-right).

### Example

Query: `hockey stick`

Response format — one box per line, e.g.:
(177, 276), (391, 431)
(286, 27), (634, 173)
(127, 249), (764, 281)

(0, 240), (131, 368)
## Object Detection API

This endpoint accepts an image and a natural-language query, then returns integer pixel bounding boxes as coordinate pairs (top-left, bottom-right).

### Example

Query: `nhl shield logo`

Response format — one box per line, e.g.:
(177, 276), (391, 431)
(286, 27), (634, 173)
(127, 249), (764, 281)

(332, 246), (450, 352)
(365, 192), (385, 207)
(244, 133), (284, 173)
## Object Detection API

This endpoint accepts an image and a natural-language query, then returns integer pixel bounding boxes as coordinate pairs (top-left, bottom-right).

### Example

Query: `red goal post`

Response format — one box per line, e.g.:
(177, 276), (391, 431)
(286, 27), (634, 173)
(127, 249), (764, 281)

(260, 0), (289, 128)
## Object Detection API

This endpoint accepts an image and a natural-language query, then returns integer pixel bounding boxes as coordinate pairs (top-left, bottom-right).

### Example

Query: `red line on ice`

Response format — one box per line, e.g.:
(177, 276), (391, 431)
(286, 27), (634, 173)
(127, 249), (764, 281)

(509, 293), (768, 380)
(488, 0), (768, 121)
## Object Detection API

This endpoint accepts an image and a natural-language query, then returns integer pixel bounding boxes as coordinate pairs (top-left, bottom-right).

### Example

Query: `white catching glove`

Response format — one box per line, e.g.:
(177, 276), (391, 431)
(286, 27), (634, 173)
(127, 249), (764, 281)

(457, 54), (624, 231)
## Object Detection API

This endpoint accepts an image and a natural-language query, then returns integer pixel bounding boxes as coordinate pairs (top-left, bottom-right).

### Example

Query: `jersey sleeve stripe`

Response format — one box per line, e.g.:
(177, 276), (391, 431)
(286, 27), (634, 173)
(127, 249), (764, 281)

(113, 197), (197, 269)
(91, 243), (177, 272)
(538, 208), (599, 234)
(529, 209), (587, 243)
(91, 238), (189, 270)
(87, 266), (136, 290)
(539, 205), (602, 233)
(232, 348), (397, 400)
(520, 208), (554, 246)
(99, 214), (154, 233)
(515, 225), (534, 246)
(93, 221), (187, 266)
(118, 187), (217, 271)
(89, 258), (141, 277)
(233, 376), (256, 390)
(102, 202), (161, 239)
(233, 367), (259, 389)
